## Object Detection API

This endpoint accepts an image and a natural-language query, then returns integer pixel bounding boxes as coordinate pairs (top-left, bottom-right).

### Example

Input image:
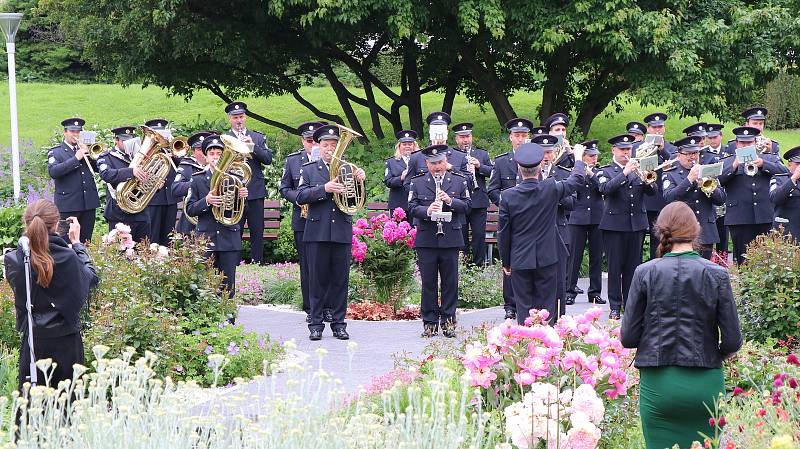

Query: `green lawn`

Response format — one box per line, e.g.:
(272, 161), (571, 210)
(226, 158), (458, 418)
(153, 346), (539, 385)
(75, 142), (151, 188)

(1, 82), (799, 157)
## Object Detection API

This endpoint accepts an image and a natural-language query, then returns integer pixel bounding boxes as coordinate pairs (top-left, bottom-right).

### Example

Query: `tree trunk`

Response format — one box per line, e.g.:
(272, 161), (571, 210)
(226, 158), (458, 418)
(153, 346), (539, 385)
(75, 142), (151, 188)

(539, 59), (572, 123)
(362, 79), (385, 139)
(322, 62), (368, 144)
(403, 42), (424, 135)
(459, 43), (516, 126)
(574, 71), (629, 138)
(441, 68), (459, 115)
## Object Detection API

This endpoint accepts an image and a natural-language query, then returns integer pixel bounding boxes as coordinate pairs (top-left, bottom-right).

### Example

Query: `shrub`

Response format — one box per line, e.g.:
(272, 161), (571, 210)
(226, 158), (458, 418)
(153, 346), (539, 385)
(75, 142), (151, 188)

(273, 215), (298, 262)
(457, 263), (502, 309)
(0, 286), (17, 350)
(764, 72), (800, 130)
(735, 230), (800, 344)
(346, 300), (420, 321)
(351, 209), (416, 308)
(236, 263), (302, 308)
(0, 204), (25, 251)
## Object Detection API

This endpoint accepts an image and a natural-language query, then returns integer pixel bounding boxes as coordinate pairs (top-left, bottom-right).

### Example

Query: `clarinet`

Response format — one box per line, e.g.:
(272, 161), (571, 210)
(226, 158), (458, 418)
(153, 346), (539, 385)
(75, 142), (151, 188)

(434, 174), (445, 236)
(464, 144), (480, 191)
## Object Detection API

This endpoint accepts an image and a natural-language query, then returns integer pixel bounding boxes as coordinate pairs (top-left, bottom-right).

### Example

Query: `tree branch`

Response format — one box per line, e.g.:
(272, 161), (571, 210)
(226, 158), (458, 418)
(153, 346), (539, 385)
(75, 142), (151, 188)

(199, 81), (297, 134)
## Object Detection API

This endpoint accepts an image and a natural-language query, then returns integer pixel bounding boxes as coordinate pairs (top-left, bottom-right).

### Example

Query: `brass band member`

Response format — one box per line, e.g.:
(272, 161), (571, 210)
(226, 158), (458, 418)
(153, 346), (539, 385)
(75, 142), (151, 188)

(384, 129), (418, 216)
(97, 126), (151, 242)
(185, 135), (248, 297)
(172, 131), (210, 235)
(47, 117), (100, 243)
(769, 146), (800, 243)
(452, 122), (493, 266)
(297, 125), (366, 341)
(280, 121), (328, 323)
(225, 101), (273, 264)
(143, 118), (180, 246)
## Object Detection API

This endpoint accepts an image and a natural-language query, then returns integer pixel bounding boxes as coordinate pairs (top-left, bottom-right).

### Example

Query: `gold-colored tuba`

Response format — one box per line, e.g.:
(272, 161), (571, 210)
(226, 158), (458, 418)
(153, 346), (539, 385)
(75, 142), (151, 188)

(210, 135), (253, 226)
(330, 125), (366, 215)
(116, 126), (172, 214)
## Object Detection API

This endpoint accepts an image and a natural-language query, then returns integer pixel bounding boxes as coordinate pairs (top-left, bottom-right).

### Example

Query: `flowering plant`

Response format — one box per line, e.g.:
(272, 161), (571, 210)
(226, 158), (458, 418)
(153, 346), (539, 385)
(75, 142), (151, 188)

(462, 308), (635, 449)
(101, 222), (135, 257)
(351, 208), (416, 307)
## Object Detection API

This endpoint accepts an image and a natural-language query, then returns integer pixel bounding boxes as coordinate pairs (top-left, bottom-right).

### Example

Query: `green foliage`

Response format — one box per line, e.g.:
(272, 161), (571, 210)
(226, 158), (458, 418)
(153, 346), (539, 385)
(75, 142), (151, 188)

(0, 346), (18, 400)
(725, 339), (793, 392)
(764, 72), (800, 131)
(170, 322), (283, 386)
(735, 230), (800, 344)
(0, 288), (18, 352)
(273, 216), (297, 262)
(236, 263), (302, 308)
(0, 0), (94, 81)
(0, 205), (24, 250)
(457, 263), (502, 309)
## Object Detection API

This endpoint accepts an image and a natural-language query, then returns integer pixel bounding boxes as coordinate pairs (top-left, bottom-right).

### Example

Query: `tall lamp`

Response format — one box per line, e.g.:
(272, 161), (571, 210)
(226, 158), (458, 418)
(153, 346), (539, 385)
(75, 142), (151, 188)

(0, 12), (23, 201)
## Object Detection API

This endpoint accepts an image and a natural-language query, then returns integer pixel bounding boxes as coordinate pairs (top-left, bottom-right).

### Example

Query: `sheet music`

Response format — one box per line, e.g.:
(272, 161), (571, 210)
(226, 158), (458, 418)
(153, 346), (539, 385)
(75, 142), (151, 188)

(735, 146), (758, 164)
(699, 162), (723, 178)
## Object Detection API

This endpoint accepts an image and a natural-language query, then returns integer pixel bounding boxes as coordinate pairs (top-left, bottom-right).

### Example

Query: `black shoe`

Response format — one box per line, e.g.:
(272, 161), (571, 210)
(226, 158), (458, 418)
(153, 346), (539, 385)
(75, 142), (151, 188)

(309, 329), (322, 341)
(421, 324), (439, 338)
(609, 309), (621, 320)
(589, 295), (606, 305)
(332, 328), (350, 340)
(504, 309), (516, 320)
(305, 314), (312, 323)
(566, 294), (576, 306)
(323, 309), (334, 323)
(442, 325), (456, 338)
(575, 286), (584, 294)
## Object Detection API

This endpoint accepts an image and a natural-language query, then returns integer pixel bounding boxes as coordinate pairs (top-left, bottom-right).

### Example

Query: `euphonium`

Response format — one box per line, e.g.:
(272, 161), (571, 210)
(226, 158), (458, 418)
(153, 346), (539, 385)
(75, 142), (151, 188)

(116, 126), (172, 214)
(330, 125), (366, 215)
(211, 135), (253, 225)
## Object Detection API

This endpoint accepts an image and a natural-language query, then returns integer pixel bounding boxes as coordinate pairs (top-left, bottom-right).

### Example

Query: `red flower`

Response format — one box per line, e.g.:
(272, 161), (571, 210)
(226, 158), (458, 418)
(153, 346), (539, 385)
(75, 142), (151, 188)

(718, 416), (727, 428)
(725, 441), (736, 449)
(732, 386), (744, 396)
(708, 417), (716, 427)
(787, 353), (800, 366)
(756, 408), (767, 417)
(789, 378), (798, 389)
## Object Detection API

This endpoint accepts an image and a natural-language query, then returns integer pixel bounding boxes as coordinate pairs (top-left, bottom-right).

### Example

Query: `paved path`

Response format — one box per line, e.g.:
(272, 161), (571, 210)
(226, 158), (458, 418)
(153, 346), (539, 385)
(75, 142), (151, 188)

(235, 275), (609, 394)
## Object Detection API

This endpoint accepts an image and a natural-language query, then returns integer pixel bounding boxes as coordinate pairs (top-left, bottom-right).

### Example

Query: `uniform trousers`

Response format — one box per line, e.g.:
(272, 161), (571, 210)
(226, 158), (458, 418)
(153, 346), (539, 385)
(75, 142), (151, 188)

(60, 210), (95, 243)
(715, 216), (728, 252)
(242, 198), (266, 263)
(567, 224), (603, 297)
(511, 262), (559, 325)
(208, 250), (240, 298)
(461, 208), (488, 266)
(604, 230), (644, 312)
(728, 223), (772, 265)
(109, 220), (150, 244)
(416, 247), (459, 326)
(502, 274), (515, 313)
(647, 210), (660, 260)
(306, 242), (350, 331)
(294, 230), (311, 314)
(147, 204), (177, 246)
(556, 226), (569, 316)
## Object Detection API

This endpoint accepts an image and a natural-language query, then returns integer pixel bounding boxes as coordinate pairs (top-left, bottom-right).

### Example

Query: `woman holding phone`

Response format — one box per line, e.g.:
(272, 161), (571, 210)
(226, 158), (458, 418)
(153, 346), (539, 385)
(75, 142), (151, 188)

(3, 199), (98, 389)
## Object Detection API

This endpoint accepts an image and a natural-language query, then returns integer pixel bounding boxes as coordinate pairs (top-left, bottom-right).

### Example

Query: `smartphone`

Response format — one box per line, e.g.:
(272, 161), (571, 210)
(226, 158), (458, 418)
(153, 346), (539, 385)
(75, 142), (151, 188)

(57, 219), (70, 239)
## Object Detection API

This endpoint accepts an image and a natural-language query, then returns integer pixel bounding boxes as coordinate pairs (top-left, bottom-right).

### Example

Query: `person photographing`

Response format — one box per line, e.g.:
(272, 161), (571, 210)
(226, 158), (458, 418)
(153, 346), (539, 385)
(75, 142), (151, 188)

(3, 200), (98, 390)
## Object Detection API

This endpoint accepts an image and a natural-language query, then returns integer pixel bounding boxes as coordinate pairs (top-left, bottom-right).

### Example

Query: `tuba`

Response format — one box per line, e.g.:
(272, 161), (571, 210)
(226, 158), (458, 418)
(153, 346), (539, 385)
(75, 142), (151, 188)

(116, 126), (172, 214)
(210, 135), (253, 226)
(330, 125), (366, 215)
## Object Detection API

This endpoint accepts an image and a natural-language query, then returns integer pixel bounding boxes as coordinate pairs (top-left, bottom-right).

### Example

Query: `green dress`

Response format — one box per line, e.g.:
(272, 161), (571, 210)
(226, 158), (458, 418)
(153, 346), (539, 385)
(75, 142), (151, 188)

(638, 251), (725, 449)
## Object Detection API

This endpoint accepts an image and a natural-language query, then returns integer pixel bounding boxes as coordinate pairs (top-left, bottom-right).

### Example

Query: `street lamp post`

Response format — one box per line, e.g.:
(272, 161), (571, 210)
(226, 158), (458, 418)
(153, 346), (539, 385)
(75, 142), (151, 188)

(0, 12), (23, 201)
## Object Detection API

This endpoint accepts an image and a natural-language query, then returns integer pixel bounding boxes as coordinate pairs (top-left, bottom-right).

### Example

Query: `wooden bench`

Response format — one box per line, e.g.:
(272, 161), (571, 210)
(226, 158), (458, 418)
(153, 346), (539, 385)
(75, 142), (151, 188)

(367, 201), (389, 219)
(243, 200), (282, 241)
(484, 204), (499, 263)
(175, 199), (282, 241)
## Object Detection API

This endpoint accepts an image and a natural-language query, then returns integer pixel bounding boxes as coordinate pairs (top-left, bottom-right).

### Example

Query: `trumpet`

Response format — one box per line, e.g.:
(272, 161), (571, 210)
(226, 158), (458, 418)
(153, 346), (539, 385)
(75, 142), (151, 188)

(744, 137), (769, 176)
(629, 157), (674, 184)
(700, 177), (719, 197)
(89, 143), (107, 160)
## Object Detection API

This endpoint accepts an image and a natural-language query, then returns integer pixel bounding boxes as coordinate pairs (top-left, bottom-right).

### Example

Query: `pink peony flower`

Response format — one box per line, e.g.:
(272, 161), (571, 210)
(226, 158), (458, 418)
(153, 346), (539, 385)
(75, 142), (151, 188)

(469, 367), (497, 388)
(391, 207), (406, 221)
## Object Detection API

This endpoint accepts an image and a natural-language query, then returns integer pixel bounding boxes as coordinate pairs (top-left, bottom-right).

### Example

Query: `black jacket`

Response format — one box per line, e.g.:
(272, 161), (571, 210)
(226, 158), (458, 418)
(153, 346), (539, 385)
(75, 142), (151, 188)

(4, 235), (98, 337)
(621, 254), (742, 368)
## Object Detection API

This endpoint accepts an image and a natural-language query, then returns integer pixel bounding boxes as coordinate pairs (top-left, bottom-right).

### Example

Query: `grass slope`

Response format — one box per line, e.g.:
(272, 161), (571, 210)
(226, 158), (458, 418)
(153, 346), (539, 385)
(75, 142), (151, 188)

(1, 83), (798, 157)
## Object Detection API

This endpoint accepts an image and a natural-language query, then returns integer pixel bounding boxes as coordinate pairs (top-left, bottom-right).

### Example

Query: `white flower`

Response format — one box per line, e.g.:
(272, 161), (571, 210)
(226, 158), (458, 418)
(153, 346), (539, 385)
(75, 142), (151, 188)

(570, 384), (605, 425)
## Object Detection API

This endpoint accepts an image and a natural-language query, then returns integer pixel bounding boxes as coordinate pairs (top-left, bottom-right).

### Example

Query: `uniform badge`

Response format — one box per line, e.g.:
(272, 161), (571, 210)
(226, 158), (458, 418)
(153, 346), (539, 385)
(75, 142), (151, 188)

(384, 167), (389, 177)
(770, 179), (777, 191)
(100, 163), (108, 171)
(663, 179), (670, 190)
(175, 174), (181, 182)
(598, 175), (607, 184)
(408, 190), (414, 202)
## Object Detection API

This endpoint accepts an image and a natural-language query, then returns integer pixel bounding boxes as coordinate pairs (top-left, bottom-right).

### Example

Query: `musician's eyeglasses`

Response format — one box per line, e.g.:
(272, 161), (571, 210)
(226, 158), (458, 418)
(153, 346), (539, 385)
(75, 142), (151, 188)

(304, 138), (314, 143)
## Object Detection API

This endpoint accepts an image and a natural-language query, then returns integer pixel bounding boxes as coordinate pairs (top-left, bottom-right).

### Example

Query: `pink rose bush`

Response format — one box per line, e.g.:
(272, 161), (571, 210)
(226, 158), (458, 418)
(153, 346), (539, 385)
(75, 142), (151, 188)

(350, 208), (416, 306)
(462, 308), (635, 449)
(101, 223), (135, 258)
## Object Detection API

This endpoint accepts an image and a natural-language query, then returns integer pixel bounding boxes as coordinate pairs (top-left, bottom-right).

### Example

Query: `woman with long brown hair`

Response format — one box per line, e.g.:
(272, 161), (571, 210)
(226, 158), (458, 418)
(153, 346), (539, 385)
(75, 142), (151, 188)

(3, 199), (98, 389)
(621, 201), (742, 448)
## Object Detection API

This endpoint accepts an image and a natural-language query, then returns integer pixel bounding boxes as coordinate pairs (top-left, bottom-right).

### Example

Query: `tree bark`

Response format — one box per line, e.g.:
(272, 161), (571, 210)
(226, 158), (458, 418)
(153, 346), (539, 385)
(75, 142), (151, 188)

(459, 41), (516, 126)
(574, 70), (629, 138)
(321, 61), (369, 144)
(201, 81), (297, 134)
(441, 67), (459, 115)
(362, 79), (385, 139)
(403, 42), (424, 135)
(539, 59), (572, 123)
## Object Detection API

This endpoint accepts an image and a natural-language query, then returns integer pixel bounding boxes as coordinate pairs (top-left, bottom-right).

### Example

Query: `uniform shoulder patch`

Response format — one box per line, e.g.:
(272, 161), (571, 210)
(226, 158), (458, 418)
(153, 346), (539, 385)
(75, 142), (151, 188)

(449, 171), (465, 178)
(554, 165), (571, 173)
(301, 160), (317, 167)
(772, 172), (790, 177)
(719, 154), (735, 160)
(410, 172), (426, 179)
(662, 164), (677, 172)
(597, 164), (611, 170)
(450, 147), (466, 154)
(496, 151), (510, 158)
(192, 171), (207, 177)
